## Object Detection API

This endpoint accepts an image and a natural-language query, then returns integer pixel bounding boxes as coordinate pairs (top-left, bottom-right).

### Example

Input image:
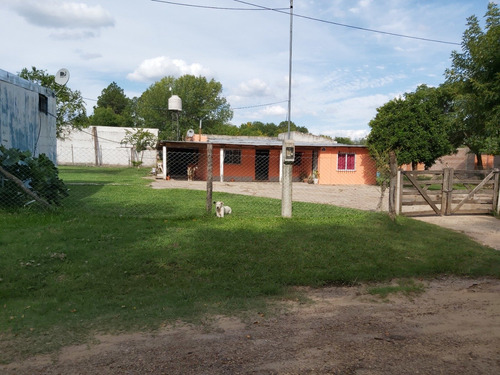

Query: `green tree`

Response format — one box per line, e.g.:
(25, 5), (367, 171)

(90, 82), (135, 127)
(367, 85), (455, 169)
(137, 75), (233, 140)
(19, 67), (87, 138)
(445, 2), (500, 167)
(120, 128), (157, 167)
(334, 136), (355, 145)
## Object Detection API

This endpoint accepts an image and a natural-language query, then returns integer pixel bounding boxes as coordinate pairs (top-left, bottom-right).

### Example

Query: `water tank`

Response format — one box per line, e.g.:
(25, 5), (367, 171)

(168, 95), (182, 111)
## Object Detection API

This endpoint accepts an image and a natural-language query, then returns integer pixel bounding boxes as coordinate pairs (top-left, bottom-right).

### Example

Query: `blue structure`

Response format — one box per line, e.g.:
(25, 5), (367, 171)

(0, 68), (57, 163)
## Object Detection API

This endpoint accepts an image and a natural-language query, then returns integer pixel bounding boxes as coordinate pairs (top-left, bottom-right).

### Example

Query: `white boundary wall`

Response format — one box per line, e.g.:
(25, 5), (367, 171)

(57, 126), (159, 167)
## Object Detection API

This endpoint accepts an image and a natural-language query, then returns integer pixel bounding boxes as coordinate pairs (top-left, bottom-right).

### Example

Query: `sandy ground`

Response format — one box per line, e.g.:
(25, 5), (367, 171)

(2, 180), (499, 374)
(3, 277), (499, 375)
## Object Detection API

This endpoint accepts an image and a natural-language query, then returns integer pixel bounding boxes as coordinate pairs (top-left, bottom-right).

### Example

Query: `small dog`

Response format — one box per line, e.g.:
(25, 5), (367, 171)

(187, 165), (198, 181)
(214, 201), (232, 218)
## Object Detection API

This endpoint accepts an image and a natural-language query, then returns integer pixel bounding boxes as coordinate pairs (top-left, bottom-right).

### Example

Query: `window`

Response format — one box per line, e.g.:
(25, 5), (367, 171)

(337, 152), (356, 171)
(39, 94), (48, 114)
(224, 149), (241, 164)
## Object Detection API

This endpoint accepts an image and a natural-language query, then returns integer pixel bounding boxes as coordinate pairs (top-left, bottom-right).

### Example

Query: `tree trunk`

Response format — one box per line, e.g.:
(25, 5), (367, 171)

(0, 165), (51, 208)
(476, 153), (483, 170)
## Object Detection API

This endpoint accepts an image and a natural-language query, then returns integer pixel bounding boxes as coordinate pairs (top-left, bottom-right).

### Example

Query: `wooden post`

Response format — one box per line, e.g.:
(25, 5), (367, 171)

(206, 144), (213, 214)
(493, 168), (499, 215)
(92, 126), (99, 166)
(388, 151), (398, 219)
(442, 168), (453, 216)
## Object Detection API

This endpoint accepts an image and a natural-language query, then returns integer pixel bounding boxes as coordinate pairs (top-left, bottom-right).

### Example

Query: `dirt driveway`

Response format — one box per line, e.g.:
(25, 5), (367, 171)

(3, 181), (499, 374)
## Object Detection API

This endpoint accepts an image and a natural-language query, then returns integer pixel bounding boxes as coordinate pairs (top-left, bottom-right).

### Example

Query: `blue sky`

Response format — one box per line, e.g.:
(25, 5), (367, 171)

(0, 0), (494, 139)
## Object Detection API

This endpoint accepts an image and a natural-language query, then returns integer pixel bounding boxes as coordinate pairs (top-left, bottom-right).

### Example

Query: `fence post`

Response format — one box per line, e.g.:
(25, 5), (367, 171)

(388, 151), (397, 219)
(442, 168), (453, 215)
(92, 126), (99, 166)
(206, 144), (213, 214)
(493, 168), (500, 215)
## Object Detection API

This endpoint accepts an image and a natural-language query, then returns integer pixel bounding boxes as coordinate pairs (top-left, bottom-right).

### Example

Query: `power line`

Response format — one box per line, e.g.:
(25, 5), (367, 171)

(150, 0), (287, 11)
(233, 100), (288, 110)
(150, 0), (460, 46)
(234, 0), (461, 45)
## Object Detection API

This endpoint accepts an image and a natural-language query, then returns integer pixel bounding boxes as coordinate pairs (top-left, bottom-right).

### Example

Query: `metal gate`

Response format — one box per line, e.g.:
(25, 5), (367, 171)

(397, 168), (500, 216)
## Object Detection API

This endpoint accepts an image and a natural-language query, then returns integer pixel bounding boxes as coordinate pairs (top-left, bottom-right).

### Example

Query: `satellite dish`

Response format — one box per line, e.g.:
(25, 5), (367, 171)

(55, 68), (70, 86)
(186, 129), (195, 137)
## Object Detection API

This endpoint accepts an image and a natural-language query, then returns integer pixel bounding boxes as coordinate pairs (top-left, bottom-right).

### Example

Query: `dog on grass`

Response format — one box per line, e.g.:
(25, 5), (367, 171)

(214, 201), (232, 218)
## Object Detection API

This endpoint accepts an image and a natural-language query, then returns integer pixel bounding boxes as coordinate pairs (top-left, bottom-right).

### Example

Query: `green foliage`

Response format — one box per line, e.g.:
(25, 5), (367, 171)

(367, 85), (455, 168)
(18, 67), (88, 138)
(445, 2), (500, 161)
(233, 121), (309, 137)
(120, 128), (157, 164)
(0, 146), (68, 208)
(89, 82), (135, 127)
(138, 75), (233, 140)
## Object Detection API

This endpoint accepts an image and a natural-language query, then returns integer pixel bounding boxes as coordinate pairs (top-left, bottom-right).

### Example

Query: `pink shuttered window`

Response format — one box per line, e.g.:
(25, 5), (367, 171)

(337, 153), (356, 171)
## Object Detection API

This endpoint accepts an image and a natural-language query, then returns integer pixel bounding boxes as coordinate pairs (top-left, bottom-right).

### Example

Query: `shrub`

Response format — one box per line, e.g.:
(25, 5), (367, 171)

(0, 146), (68, 208)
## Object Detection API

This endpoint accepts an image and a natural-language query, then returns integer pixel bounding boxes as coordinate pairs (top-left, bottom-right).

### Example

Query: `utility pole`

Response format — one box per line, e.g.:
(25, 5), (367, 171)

(281, 0), (294, 218)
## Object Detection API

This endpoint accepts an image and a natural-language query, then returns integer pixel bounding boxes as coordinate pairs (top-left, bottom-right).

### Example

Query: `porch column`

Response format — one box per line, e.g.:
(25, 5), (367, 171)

(219, 148), (224, 182)
(162, 145), (167, 180)
(279, 150), (283, 182)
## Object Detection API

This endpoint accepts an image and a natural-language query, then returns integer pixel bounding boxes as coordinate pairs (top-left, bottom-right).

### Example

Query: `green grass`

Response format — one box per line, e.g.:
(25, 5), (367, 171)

(1, 166), (499, 362)
(367, 279), (426, 298)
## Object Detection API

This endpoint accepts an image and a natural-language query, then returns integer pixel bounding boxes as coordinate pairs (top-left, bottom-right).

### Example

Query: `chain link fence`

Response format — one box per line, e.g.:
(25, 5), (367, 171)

(1, 146), (386, 218)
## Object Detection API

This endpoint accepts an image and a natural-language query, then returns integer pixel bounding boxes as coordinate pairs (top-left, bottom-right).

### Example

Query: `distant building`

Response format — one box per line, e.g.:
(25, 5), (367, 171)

(0, 68), (57, 162)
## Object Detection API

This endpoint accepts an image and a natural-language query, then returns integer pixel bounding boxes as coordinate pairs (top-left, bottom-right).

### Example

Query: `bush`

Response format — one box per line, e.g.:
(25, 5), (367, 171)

(0, 146), (68, 208)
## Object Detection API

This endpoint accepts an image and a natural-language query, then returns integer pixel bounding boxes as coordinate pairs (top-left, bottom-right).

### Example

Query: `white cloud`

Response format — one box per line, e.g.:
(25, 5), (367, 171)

(12, 0), (114, 29)
(127, 57), (211, 82)
(261, 105), (287, 117)
(237, 79), (272, 97)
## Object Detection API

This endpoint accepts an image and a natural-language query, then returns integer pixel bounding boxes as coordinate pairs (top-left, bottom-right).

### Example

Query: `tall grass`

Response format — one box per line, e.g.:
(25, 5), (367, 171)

(1, 166), (499, 362)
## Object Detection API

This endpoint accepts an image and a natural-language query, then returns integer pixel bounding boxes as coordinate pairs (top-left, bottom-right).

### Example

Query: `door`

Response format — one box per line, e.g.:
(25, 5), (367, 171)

(255, 149), (269, 181)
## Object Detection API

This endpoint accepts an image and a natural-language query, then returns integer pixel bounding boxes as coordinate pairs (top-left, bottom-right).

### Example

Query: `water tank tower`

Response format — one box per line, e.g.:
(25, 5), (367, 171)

(168, 95), (182, 112)
(168, 95), (182, 140)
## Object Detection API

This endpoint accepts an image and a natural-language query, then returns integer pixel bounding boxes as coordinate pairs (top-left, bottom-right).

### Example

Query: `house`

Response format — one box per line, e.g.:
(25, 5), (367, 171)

(157, 132), (377, 185)
(57, 125), (159, 167)
(0, 68), (57, 162)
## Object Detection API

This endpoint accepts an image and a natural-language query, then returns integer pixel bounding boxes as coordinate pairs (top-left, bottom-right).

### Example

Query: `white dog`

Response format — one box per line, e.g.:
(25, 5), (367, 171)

(214, 201), (232, 218)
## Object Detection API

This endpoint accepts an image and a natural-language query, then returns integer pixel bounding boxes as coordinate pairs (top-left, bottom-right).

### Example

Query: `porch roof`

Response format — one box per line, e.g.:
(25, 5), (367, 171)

(157, 137), (367, 149)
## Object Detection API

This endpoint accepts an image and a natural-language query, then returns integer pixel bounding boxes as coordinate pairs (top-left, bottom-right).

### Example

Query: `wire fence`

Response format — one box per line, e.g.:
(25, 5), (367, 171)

(1, 147), (387, 218)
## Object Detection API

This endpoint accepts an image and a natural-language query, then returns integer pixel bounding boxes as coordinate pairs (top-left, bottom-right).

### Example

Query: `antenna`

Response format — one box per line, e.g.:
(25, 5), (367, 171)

(55, 68), (70, 86)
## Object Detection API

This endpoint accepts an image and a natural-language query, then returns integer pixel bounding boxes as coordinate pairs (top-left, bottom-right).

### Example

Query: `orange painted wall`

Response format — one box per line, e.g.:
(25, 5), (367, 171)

(317, 147), (377, 185)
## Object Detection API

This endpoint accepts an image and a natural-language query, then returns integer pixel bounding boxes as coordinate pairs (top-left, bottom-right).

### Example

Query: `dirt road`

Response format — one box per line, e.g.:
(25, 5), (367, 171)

(3, 277), (499, 374)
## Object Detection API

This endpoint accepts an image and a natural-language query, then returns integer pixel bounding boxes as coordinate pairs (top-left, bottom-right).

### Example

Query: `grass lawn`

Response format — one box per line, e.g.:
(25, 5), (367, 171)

(1, 167), (499, 362)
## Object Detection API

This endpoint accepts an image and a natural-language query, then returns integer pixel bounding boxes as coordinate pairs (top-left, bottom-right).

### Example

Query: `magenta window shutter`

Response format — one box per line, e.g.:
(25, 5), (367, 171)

(338, 153), (346, 170)
(347, 154), (355, 170)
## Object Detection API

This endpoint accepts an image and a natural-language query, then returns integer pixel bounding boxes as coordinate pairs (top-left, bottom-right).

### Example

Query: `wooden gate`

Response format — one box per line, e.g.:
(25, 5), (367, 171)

(397, 168), (499, 216)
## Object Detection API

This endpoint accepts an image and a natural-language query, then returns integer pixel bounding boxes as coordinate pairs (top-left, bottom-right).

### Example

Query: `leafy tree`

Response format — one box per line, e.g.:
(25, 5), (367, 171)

(89, 82), (135, 127)
(235, 121), (309, 137)
(334, 136), (355, 145)
(445, 2), (500, 167)
(120, 129), (157, 167)
(19, 67), (87, 138)
(367, 85), (455, 169)
(97, 82), (130, 114)
(137, 75), (233, 140)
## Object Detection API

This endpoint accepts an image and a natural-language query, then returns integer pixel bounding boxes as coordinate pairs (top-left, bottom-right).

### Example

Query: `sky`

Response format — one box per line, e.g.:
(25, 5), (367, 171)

(0, 0), (494, 139)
